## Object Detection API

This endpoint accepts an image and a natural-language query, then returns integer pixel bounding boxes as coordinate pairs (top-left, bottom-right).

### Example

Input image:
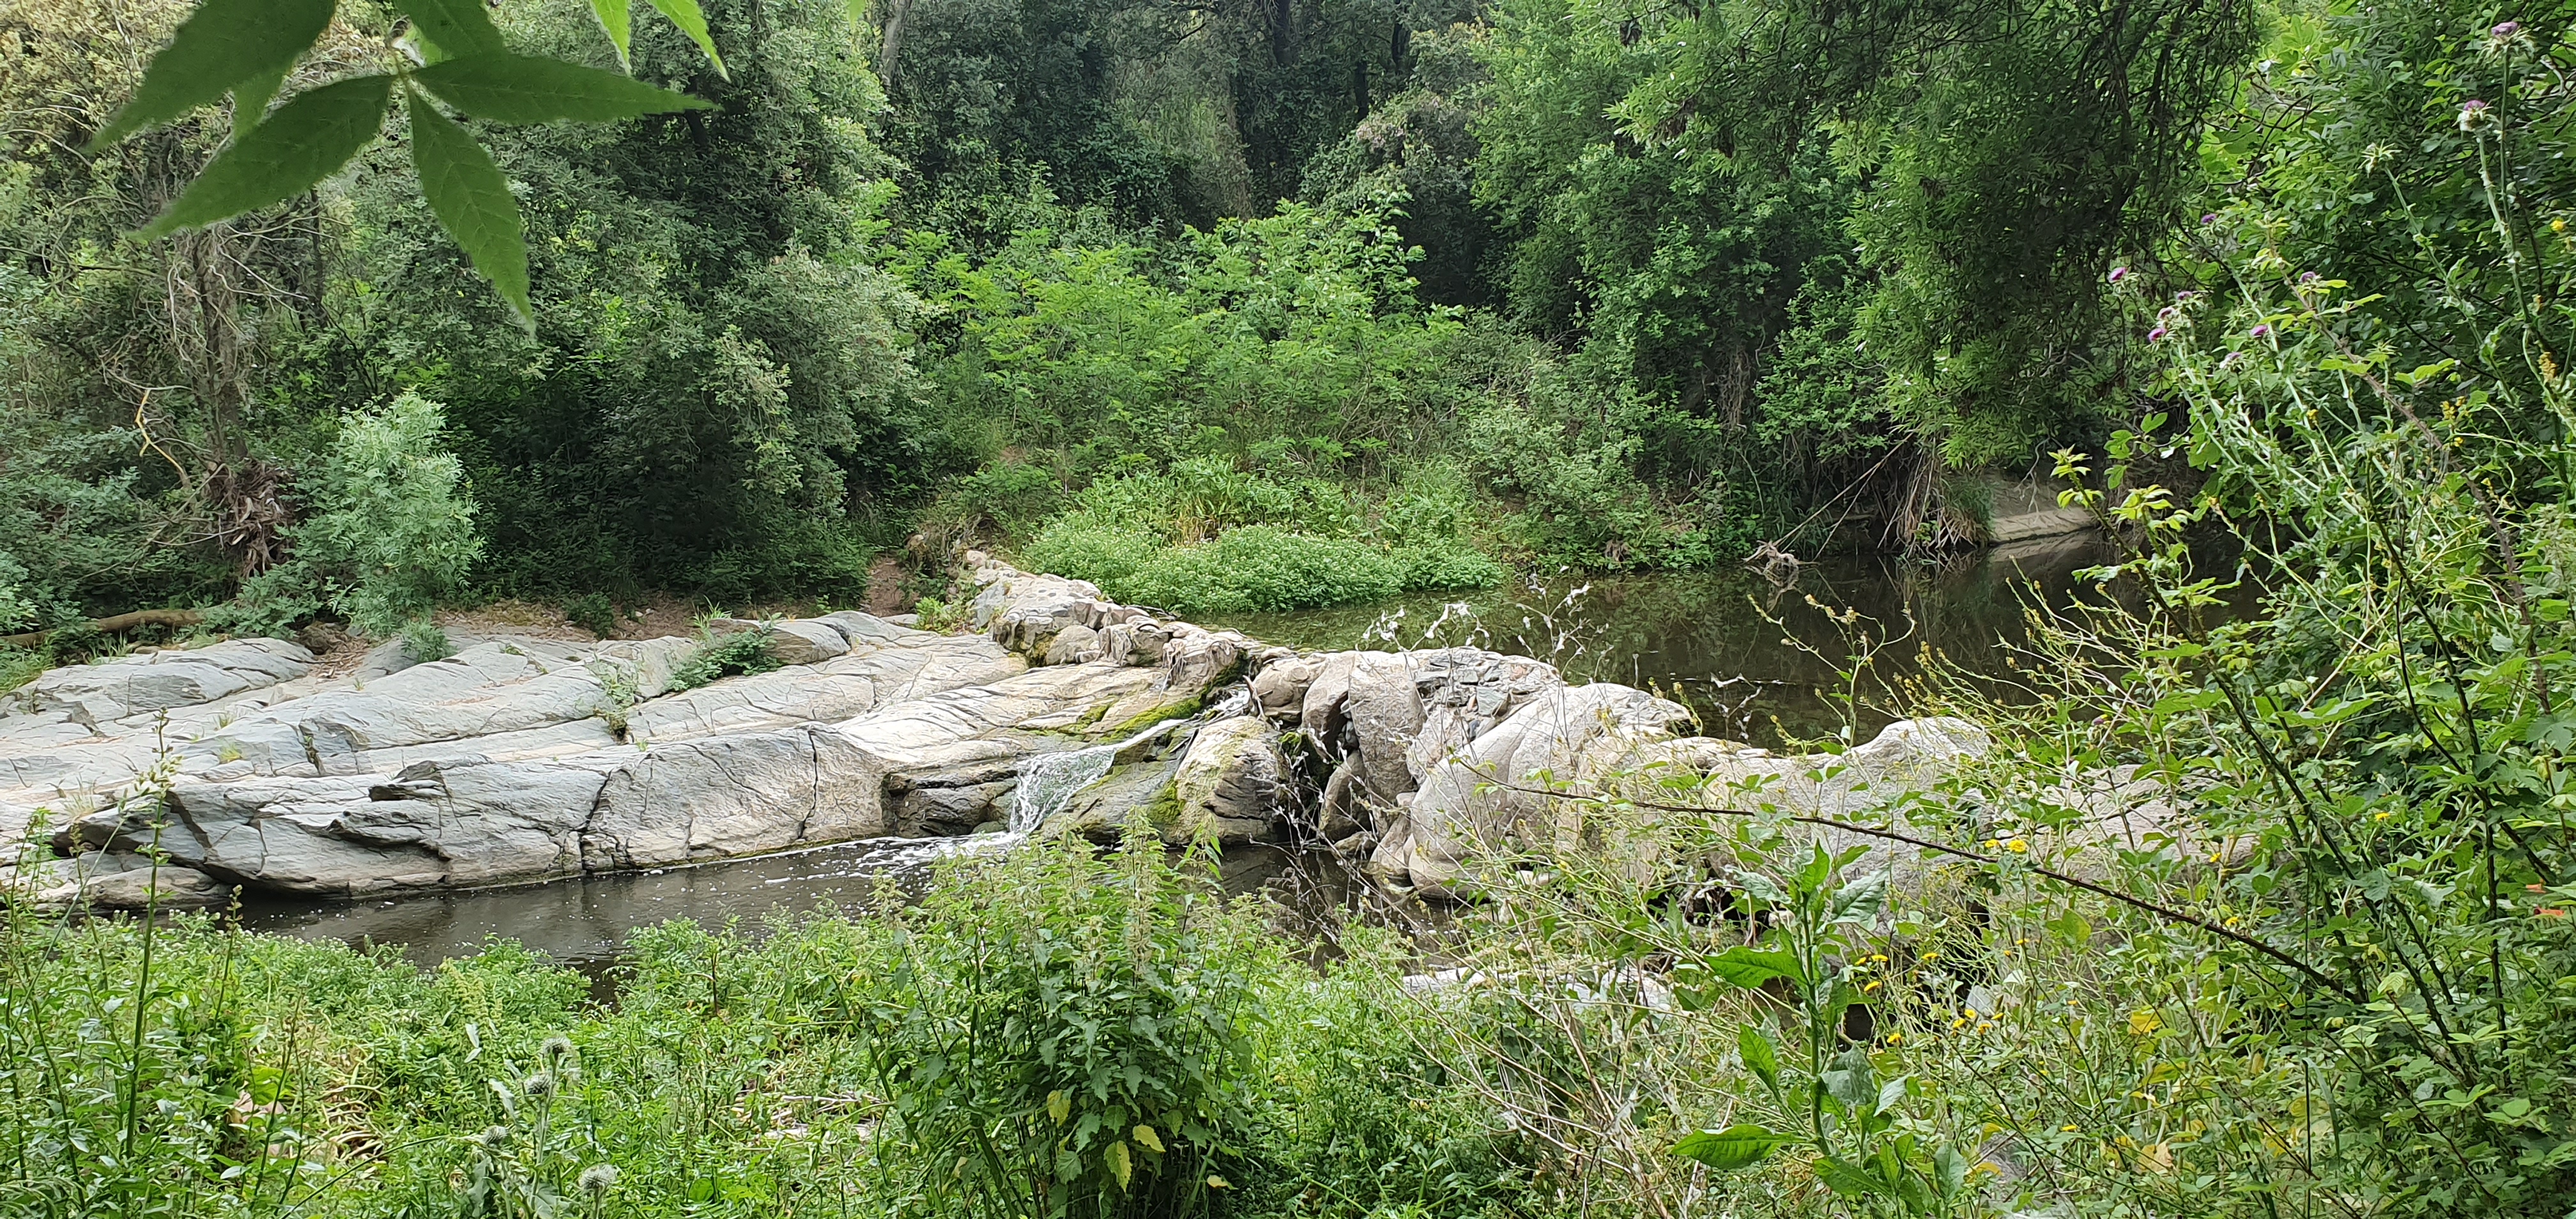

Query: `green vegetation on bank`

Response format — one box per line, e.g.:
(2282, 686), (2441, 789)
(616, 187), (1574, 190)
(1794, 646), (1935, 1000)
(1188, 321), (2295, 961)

(4, 3), (2576, 1216)
(4, 0), (2277, 637)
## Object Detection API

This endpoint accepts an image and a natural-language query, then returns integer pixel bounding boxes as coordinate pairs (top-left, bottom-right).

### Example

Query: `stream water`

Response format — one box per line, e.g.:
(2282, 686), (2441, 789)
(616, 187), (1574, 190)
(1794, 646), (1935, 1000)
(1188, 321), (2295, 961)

(236, 532), (2126, 972)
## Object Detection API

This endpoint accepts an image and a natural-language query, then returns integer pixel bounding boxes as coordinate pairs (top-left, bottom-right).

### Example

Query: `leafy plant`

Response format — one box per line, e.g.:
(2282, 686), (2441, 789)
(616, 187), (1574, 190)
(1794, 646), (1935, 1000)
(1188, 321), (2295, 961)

(563, 592), (618, 640)
(1669, 841), (1974, 1215)
(279, 392), (485, 636)
(96, 0), (721, 322)
(399, 616), (454, 663)
(666, 625), (780, 691)
(857, 834), (1272, 1219)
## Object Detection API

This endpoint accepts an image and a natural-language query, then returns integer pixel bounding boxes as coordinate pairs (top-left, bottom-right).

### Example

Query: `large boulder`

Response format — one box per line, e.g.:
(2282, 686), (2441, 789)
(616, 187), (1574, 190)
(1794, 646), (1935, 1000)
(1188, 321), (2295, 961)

(1371, 682), (1692, 893)
(4, 851), (233, 910)
(1169, 716), (1286, 845)
(582, 725), (886, 870)
(1298, 648), (1563, 838)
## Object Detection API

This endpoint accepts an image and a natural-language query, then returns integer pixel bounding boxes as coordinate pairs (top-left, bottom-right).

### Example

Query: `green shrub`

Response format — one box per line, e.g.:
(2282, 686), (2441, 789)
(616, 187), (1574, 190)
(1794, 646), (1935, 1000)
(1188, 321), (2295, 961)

(564, 591), (618, 639)
(1123, 528), (1407, 615)
(1019, 517), (1163, 593)
(858, 836), (1278, 1218)
(0, 644), (42, 696)
(241, 393), (484, 637)
(398, 618), (454, 664)
(1393, 541), (1506, 592)
(930, 461), (1066, 540)
(668, 627), (782, 691)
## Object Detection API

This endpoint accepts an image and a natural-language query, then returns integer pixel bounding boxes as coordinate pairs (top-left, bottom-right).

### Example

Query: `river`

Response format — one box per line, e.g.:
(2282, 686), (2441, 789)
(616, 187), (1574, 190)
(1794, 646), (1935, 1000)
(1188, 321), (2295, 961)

(236, 532), (2120, 972)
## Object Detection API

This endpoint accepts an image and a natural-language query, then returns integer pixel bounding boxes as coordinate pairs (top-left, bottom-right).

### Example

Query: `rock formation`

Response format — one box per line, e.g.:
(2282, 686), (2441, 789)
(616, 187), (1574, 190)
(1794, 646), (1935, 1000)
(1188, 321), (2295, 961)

(1, 553), (1996, 910)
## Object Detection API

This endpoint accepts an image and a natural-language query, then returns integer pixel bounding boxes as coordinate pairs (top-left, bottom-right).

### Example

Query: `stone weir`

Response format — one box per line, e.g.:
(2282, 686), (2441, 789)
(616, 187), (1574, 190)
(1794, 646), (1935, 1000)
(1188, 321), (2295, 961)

(1, 555), (1988, 910)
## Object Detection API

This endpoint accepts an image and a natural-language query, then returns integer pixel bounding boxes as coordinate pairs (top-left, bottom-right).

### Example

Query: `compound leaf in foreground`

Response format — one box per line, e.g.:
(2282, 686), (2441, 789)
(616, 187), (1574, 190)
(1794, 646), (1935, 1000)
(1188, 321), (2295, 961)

(645, 0), (726, 74)
(588, 0), (634, 66)
(138, 75), (393, 239)
(405, 88), (530, 325)
(395, 0), (509, 58)
(414, 54), (709, 124)
(93, 0), (335, 149)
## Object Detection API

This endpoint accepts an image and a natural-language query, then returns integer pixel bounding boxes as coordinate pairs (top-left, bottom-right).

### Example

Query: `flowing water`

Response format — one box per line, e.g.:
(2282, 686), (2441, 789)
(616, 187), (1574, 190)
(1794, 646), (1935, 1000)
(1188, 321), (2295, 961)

(236, 534), (2134, 970)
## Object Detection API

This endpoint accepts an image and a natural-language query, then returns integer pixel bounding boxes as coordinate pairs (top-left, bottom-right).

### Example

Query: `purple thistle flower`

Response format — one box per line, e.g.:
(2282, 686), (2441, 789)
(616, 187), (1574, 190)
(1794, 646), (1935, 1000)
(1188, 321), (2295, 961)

(2298, 271), (2320, 284)
(2147, 327), (2168, 342)
(2176, 290), (2198, 302)
(2460, 99), (2492, 131)
(2494, 21), (2520, 38)
(2158, 306), (2179, 322)
(2250, 324), (2273, 339)
(2202, 213), (2218, 225)
(2108, 266), (2130, 284)
(2220, 351), (2242, 369)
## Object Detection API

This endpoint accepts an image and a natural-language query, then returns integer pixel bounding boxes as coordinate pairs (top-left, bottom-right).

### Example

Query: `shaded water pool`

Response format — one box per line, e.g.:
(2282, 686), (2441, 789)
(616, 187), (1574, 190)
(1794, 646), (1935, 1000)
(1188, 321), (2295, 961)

(1204, 532), (2124, 747)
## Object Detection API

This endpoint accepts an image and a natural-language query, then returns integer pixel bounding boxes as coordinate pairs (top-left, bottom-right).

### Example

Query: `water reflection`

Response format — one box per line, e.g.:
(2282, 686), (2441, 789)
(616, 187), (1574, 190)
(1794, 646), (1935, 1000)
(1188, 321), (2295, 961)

(236, 838), (1354, 976)
(1207, 532), (2126, 746)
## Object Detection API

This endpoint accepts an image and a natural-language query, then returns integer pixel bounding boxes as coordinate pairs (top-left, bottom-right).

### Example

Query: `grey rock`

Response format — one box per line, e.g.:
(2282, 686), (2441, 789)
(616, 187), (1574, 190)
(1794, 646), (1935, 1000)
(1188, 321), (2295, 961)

(1252, 656), (1321, 721)
(8, 852), (232, 910)
(583, 724), (885, 871)
(1170, 716), (1284, 845)
(763, 620), (852, 666)
(1047, 758), (1185, 844)
(13, 638), (314, 723)
(1042, 624), (1105, 666)
(1373, 682), (1692, 893)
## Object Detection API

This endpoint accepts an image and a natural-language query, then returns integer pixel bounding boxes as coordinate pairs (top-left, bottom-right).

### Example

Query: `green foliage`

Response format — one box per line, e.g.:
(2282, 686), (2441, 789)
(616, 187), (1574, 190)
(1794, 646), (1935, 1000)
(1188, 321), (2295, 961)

(857, 836), (1273, 1216)
(355, 0), (921, 602)
(280, 392), (485, 636)
(102, 0), (716, 321)
(563, 590), (618, 639)
(1016, 457), (1510, 615)
(0, 831), (1526, 1219)
(667, 625), (781, 691)
(400, 617), (456, 664)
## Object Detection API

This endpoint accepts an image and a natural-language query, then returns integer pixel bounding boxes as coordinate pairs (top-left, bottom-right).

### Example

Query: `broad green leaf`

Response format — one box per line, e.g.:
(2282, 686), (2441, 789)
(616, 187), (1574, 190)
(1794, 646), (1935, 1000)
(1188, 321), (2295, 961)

(1828, 871), (1888, 924)
(645, 0), (727, 74)
(232, 65), (288, 132)
(1935, 1145), (1970, 1198)
(1815, 1153), (1897, 1198)
(589, 0), (634, 67)
(1046, 1090), (1070, 1124)
(397, 0), (507, 57)
(1131, 1124), (1164, 1154)
(138, 75), (392, 239)
(415, 54), (710, 124)
(1104, 1141), (1131, 1190)
(1671, 1124), (1795, 1172)
(1820, 1048), (1876, 1116)
(1874, 1076), (1908, 1117)
(1735, 1023), (1779, 1089)
(93, 0), (335, 149)
(1705, 945), (1803, 988)
(404, 88), (530, 324)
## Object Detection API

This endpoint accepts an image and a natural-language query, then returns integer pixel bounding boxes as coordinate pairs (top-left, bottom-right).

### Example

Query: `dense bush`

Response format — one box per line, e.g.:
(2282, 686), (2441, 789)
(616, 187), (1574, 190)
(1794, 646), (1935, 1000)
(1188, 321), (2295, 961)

(259, 392), (484, 638)
(0, 837), (1528, 1219)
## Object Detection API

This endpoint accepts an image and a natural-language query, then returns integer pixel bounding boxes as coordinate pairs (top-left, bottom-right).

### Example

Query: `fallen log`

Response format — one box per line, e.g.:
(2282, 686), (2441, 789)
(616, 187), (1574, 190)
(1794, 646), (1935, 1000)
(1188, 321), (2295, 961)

(2, 608), (205, 650)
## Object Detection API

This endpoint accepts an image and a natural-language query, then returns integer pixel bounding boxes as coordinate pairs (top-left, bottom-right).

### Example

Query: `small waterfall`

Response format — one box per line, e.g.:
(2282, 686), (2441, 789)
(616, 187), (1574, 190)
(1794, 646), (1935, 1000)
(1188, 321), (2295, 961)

(1002, 685), (1255, 838)
(1006, 745), (1121, 835)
